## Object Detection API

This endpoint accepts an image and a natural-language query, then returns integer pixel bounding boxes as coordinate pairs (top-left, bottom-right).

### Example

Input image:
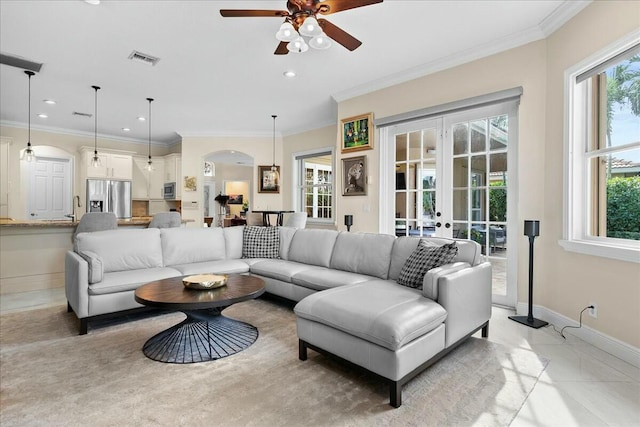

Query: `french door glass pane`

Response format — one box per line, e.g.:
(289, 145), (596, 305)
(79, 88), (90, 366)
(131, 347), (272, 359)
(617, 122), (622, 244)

(452, 190), (468, 221)
(470, 120), (487, 153)
(453, 157), (467, 187)
(453, 123), (468, 155)
(490, 115), (508, 150)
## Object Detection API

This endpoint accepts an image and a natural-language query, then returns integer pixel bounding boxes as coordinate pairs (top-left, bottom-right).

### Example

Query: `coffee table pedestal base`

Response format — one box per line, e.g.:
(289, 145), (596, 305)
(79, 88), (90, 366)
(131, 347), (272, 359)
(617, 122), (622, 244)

(142, 308), (258, 364)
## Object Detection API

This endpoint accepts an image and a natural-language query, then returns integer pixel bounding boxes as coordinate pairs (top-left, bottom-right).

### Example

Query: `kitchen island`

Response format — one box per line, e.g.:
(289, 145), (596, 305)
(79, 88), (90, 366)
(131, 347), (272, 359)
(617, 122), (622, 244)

(0, 217), (194, 296)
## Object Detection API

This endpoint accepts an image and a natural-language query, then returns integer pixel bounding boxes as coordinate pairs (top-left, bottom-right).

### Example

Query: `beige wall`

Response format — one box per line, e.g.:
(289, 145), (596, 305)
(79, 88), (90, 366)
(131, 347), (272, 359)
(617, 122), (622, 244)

(180, 135), (283, 227)
(333, 1), (639, 347)
(541, 1), (640, 347)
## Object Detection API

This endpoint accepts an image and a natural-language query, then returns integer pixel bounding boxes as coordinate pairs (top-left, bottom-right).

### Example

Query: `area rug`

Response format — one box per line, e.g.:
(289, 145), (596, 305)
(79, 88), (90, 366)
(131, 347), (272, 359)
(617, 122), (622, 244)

(0, 299), (547, 426)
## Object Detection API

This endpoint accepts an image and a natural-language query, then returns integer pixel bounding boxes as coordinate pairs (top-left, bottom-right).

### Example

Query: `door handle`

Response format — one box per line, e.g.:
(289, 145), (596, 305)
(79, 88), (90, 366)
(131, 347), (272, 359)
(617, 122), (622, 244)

(436, 222), (442, 228)
(445, 223), (451, 228)
(436, 212), (442, 217)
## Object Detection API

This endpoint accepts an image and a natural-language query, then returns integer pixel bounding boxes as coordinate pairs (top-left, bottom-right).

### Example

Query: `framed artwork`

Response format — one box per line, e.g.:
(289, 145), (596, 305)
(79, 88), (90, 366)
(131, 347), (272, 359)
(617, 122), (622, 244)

(184, 176), (197, 192)
(204, 161), (214, 177)
(341, 112), (373, 153)
(228, 194), (243, 205)
(342, 155), (366, 196)
(258, 165), (280, 193)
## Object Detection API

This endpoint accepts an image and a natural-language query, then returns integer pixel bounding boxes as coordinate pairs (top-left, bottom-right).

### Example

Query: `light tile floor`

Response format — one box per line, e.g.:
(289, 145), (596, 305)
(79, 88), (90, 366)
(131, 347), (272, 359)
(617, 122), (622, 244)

(1, 288), (638, 426)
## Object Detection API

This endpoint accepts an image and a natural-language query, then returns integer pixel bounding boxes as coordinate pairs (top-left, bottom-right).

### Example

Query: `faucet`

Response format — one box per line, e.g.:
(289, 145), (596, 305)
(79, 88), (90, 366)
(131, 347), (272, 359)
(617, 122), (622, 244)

(66, 195), (82, 222)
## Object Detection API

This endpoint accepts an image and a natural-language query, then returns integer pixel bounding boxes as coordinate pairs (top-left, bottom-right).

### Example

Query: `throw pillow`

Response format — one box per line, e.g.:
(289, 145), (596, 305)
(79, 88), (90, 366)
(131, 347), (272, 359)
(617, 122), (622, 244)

(242, 226), (280, 259)
(397, 241), (458, 289)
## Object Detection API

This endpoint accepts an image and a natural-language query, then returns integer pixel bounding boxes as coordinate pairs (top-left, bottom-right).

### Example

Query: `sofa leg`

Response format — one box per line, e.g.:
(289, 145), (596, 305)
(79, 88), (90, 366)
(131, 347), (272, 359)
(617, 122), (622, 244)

(389, 381), (402, 408)
(482, 322), (489, 338)
(298, 340), (308, 361)
(79, 318), (88, 335)
(67, 301), (72, 313)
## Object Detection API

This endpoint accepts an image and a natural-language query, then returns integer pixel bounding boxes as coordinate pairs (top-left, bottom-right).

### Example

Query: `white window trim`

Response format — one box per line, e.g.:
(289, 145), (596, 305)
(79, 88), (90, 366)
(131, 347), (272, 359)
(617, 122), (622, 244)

(291, 146), (335, 225)
(561, 29), (640, 264)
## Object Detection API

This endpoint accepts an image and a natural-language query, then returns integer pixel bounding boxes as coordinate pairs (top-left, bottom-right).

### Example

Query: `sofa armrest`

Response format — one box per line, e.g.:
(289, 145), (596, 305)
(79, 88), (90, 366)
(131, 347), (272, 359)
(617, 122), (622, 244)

(65, 251), (90, 318)
(422, 262), (471, 300)
(436, 262), (492, 348)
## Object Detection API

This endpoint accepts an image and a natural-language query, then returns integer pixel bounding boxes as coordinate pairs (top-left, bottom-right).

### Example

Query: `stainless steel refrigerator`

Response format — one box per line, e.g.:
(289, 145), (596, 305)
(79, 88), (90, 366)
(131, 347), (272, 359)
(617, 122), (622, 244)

(86, 179), (132, 219)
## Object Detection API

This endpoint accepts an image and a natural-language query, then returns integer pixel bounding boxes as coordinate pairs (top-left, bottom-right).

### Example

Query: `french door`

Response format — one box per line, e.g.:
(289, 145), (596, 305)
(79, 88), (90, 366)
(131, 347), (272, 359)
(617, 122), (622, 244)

(382, 102), (517, 307)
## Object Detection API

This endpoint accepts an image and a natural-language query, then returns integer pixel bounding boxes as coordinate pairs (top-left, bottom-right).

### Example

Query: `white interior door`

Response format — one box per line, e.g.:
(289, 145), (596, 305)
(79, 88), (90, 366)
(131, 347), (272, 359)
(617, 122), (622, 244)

(28, 157), (71, 220)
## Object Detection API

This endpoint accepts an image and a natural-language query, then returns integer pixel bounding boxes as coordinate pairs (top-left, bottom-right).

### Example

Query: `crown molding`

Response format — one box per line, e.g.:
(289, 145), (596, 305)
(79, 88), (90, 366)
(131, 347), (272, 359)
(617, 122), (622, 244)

(281, 117), (336, 137)
(332, 0), (591, 103)
(539, 0), (591, 37)
(176, 130), (278, 139)
(1, 120), (171, 147)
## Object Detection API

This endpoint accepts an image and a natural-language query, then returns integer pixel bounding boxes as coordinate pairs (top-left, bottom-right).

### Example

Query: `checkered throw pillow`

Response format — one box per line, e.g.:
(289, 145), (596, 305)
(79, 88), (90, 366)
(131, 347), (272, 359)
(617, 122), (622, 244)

(242, 226), (280, 259)
(397, 241), (458, 289)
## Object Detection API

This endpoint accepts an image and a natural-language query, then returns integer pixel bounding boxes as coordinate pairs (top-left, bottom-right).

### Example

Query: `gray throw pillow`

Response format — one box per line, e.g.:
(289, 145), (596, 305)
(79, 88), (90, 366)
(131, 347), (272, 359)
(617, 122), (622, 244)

(242, 226), (280, 259)
(397, 241), (458, 289)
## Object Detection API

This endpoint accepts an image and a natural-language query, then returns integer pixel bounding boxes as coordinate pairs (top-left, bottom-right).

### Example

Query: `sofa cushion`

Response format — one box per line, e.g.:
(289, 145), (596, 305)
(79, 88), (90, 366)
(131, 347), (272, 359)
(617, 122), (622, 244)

(288, 229), (338, 268)
(291, 267), (374, 291)
(242, 226), (280, 259)
(329, 232), (395, 279)
(294, 280), (447, 351)
(88, 267), (180, 295)
(388, 237), (421, 281)
(161, 228), (226, 266)
(223, 226), (245, 259)
(170, 259), (251, 276)
(279, 226), (297, 260)
(249, 259), (312, 283)
(397, 241), (458, 289)
(75, 228), (163, 273)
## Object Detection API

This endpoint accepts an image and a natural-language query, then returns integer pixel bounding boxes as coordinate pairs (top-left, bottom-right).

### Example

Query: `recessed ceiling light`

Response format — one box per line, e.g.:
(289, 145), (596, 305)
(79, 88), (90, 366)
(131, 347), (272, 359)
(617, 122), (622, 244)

(283, 70), (296, 78)
(43, 99), (56, 105)
(84, 0), (100, 5)
(122, 128), (131, 132)
(137, 117), (146, 121)
(37, 113), (48, 118)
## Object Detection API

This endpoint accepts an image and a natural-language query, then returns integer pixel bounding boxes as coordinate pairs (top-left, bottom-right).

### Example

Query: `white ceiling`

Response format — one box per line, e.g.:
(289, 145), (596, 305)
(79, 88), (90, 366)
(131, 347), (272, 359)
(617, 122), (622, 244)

(0, 0), (589, 146)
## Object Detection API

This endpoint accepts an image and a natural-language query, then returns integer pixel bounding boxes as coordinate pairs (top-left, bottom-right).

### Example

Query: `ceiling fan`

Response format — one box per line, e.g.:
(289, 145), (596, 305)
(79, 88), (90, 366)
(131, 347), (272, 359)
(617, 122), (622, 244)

(220, 0), (383, 55)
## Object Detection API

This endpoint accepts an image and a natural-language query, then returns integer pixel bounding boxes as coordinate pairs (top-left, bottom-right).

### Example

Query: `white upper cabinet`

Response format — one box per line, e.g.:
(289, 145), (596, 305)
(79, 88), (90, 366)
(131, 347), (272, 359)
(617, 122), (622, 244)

(132, 156), (165, 200)
(84, 150), (132, 180)
(164, 154), (181, 199)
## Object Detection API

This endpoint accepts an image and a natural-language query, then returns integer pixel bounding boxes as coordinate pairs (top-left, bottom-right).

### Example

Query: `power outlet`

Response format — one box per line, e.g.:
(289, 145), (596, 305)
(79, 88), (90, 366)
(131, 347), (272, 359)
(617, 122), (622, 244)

(588, 303), (598, 318)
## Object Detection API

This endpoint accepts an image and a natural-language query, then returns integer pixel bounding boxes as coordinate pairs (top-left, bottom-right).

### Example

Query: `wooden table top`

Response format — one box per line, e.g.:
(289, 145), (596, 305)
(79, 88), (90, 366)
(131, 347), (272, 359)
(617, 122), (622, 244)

(134, 274), (265, 311)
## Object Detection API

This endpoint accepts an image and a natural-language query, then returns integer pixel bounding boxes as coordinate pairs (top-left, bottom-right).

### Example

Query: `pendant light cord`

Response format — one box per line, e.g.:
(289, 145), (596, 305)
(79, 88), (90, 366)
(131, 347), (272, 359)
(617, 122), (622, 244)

(25, 71), (34, 148)
(272, 114), (277, 168)
(92, 85), (100, 156)
(147, 98), (154, 163)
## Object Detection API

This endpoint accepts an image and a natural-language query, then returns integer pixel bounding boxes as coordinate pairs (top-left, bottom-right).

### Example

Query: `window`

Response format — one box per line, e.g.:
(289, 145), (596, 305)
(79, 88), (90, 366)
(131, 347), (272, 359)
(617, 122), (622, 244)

(295, 150), (333, 222)
(563, 33), (640, 263)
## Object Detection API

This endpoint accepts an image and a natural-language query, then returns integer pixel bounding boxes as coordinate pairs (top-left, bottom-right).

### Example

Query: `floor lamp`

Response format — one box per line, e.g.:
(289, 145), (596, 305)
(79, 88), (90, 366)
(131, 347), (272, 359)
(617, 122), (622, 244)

(509, 220), (548, 329)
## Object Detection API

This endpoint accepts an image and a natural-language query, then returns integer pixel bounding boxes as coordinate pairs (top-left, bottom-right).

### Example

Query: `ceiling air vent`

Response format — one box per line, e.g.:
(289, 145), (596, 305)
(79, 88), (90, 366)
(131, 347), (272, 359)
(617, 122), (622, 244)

(72, 111), (93, 118)
(128, 50), (160, 66)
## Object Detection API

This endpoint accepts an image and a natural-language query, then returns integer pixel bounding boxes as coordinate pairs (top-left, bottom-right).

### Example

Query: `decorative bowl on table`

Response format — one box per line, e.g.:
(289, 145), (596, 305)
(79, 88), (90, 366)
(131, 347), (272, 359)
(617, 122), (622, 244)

(182, 274), (228, 290)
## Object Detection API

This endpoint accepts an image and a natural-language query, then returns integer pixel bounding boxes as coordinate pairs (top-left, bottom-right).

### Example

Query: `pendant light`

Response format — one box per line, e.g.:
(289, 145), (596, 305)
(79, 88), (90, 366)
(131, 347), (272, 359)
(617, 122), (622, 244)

(271, 115), (278, 172)
(23, 71), (35, 162)
(145, 97), (154, 171)
(90, 85), (101, 167)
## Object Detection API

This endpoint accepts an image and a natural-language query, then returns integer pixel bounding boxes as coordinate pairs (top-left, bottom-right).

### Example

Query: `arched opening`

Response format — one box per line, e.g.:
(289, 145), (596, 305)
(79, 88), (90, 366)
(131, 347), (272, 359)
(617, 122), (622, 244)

(202, 150), (253, 227)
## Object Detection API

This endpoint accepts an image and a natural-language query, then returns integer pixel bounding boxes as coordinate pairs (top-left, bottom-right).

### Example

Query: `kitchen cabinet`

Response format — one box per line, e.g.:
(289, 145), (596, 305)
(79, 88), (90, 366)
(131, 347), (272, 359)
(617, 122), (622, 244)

(84, 151), (132, 180)
(164, 154), (181, 199)
(132, 156), (165, 200)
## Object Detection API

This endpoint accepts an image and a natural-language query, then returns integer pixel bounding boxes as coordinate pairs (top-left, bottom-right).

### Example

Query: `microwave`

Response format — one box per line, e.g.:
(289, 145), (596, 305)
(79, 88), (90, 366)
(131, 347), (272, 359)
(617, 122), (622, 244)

(164, 182), (176, 199)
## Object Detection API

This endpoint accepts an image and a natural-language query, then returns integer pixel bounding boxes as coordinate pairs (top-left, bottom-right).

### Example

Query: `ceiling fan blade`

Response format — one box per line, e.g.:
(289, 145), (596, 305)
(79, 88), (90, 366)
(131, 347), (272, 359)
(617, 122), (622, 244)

(318, 19), (362, 51)
(220, 9), (289, 18)
(317, 0), (383, 15)
(274, 41), (289, 55)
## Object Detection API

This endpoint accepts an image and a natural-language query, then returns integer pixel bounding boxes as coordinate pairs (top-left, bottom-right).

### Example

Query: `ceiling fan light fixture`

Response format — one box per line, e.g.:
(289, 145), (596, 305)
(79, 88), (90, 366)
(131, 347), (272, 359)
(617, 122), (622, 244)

(299, 16), (322, 37)
(276, 22), (298, 42)
(287, 37), (309, 53)
(309, 32), (332, 50)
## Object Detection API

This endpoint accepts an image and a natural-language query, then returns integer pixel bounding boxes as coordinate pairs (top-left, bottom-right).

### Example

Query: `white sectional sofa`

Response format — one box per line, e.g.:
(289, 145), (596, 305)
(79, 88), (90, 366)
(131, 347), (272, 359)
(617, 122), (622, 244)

(65, 226), (491, 406)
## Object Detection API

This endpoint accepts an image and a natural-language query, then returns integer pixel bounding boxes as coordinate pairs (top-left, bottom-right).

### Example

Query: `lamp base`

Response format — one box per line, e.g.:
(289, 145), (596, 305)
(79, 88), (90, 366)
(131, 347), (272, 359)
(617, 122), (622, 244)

(508, 315), (548, 329)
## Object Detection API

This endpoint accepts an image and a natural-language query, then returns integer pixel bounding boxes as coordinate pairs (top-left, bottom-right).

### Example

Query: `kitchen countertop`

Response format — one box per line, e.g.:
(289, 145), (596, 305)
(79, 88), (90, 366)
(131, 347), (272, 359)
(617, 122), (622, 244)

(0, 217), (193, 228)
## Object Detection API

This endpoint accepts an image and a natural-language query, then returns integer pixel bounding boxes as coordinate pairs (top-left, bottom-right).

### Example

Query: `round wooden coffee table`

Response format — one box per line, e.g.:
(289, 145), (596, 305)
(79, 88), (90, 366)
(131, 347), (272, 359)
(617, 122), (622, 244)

(134, 274), (265, 364)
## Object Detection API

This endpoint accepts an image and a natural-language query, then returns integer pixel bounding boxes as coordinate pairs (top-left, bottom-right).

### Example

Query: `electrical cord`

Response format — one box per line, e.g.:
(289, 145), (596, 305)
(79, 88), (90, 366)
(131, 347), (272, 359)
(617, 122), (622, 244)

(548, 305), (593, 339)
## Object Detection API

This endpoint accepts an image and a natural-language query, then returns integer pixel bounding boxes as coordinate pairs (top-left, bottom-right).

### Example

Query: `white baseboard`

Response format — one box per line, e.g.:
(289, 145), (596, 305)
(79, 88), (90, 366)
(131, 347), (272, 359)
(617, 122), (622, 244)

(516, 303), (640, 369)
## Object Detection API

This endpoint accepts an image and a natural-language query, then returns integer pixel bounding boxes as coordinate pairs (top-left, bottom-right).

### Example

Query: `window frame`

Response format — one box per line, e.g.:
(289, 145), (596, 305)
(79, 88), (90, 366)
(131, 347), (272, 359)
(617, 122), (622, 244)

(561, 30), (640, 263)
(292, 147), (335, 225)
